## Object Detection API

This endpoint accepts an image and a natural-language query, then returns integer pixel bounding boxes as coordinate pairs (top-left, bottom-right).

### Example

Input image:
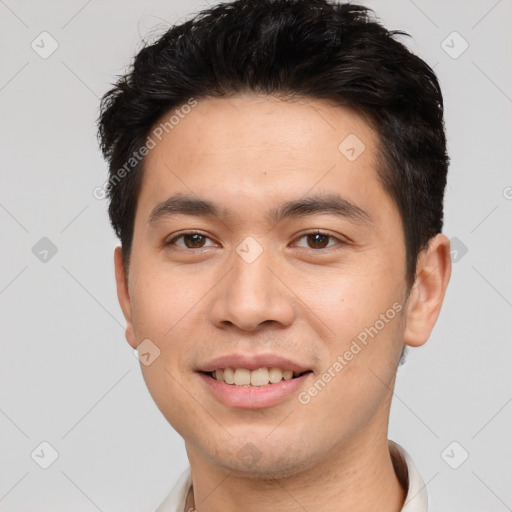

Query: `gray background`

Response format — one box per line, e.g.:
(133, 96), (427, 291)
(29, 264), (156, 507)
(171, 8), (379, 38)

(1, 0), (511, 510)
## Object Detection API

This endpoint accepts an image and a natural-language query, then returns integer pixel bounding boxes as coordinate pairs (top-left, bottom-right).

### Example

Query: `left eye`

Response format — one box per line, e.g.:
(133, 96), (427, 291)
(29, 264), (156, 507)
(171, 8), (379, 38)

(293, 232), (342, 250)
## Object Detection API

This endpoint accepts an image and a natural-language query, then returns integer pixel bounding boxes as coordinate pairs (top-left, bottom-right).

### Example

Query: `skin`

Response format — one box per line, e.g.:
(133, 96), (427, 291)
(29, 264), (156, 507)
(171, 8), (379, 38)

(114, 93), (451, 512)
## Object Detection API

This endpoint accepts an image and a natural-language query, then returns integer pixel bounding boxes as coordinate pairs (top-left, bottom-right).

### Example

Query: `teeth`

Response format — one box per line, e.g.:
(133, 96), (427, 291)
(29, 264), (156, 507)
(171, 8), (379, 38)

(251, 367), (269, 386)
(234, 368), (251, 386)
(211, 367), (305, 386)
(269, 367), (283, 383)
(223, 368), (235, 384)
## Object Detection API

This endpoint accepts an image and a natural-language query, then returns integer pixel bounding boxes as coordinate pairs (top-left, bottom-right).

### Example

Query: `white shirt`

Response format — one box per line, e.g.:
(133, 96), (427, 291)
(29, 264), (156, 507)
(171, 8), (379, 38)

(156, 441), (428, 512)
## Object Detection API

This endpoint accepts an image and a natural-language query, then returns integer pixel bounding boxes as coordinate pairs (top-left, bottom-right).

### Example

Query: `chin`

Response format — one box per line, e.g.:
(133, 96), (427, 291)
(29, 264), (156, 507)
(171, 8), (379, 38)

(207, 441), (319, 480)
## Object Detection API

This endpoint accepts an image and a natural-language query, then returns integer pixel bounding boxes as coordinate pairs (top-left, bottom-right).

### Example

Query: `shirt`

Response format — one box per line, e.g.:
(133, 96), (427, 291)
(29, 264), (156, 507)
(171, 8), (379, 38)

(155, 440), (428, 512)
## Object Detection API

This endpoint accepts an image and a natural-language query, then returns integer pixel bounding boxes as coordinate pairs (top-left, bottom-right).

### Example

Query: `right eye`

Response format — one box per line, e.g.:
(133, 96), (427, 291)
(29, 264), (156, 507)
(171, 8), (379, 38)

(165, 231), (218, 249)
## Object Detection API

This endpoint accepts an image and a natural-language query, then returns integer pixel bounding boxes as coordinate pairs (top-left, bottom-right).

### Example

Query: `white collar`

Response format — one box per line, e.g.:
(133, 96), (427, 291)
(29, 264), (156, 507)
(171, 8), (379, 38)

(156, 441), (428, 512)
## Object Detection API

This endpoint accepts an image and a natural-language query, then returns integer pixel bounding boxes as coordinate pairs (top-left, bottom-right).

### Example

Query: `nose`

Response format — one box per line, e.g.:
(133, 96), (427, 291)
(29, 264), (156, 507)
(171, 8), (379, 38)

(209, 242), (296, 331)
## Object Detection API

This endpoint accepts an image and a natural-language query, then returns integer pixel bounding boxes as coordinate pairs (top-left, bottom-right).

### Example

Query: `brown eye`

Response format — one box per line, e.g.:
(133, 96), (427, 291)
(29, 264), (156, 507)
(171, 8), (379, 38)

(294, 231), (341, 250)
(166, 232), (216, 249)
(306, 233), (330, 249)
(182, 233), (206, 248)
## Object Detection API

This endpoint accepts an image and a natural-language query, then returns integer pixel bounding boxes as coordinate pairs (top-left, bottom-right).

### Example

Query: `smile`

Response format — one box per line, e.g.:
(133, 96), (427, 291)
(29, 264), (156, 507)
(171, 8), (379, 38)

(198, 368), (313, 409)
(207, 367), (311, 386)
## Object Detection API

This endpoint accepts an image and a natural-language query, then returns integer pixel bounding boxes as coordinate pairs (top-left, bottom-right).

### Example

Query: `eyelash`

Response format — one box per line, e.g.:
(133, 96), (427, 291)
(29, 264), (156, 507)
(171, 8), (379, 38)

(164, 230), (346, 251)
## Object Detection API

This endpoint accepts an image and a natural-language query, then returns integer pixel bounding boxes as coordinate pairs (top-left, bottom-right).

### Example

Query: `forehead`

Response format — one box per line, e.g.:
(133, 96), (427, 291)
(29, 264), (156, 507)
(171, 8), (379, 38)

(145, 94), (377, 170)
(135, 94), (392, 228)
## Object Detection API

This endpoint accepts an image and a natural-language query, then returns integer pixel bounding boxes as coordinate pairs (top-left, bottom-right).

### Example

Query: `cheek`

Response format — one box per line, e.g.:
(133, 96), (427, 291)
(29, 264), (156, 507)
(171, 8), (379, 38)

(306, 258), (406, 400)
(308, 259), (404, 340)
(296, 316), (404, 441)
(129, 263), (202, 341)
(138, 360), (203, 440)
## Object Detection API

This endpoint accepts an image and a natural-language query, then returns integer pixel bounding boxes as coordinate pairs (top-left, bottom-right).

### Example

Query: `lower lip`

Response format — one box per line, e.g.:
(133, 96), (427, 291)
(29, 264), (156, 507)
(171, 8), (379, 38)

(198, 372), (312, 409)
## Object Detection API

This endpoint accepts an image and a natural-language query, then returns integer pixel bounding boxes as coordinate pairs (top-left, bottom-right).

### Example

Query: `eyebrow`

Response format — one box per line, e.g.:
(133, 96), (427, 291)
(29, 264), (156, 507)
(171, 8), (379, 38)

(147, 193), (372, 227)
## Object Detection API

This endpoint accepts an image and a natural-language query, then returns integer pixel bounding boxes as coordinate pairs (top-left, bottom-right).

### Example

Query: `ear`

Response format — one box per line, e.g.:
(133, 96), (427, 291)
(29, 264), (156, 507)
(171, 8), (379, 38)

(403, 234), (452, 347)
(114, 246), (137, 349)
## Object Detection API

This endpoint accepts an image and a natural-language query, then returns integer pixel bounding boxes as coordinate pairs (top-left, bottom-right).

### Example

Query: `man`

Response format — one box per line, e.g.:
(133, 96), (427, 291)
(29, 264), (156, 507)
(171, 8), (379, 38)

(97, 0), (451, 510)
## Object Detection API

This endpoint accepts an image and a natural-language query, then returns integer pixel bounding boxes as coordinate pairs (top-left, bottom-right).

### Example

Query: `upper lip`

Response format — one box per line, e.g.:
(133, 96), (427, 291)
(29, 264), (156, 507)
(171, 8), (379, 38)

(198, 353), (311, 373)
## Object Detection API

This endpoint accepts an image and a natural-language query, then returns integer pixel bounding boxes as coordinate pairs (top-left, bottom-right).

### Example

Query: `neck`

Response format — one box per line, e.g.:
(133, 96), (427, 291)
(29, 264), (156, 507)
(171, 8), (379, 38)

(184, 433), (406, 512)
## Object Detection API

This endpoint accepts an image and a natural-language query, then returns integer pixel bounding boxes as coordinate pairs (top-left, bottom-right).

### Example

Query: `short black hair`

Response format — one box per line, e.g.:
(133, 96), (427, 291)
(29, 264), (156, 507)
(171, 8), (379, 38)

(97, 0), (449, 287)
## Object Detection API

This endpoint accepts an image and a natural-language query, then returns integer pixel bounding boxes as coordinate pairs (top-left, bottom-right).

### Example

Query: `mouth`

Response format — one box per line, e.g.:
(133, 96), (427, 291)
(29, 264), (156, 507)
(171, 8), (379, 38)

(196, 355), (314, 409)
(201, 367), (313, 387)
(196, 354), (314, 408)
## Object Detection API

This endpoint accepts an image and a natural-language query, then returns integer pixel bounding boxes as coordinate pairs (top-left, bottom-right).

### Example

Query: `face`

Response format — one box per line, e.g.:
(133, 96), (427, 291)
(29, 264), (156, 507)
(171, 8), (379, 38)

(114, 93), (448, 478)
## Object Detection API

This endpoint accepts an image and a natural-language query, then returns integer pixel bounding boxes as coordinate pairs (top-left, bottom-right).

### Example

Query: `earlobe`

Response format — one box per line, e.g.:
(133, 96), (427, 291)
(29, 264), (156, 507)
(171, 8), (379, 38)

(403, 234), (452, 348)
(113, 246), (137, 349)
